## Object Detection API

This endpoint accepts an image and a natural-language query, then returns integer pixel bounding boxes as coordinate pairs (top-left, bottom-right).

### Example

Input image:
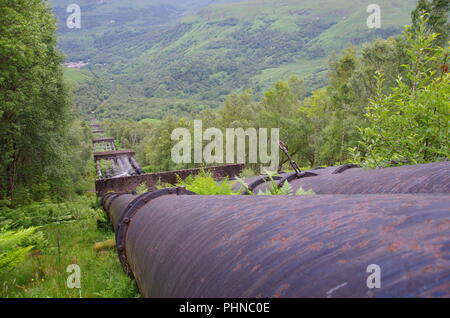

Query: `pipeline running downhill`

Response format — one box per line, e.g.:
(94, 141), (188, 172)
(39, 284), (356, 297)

(90, 114), (450, 298)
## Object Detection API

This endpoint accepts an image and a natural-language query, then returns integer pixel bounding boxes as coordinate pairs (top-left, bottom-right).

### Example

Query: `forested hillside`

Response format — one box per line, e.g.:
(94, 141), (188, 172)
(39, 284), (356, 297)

(50, 0), (419, 120)
(52, 0), (240, 64)
(101, 0), (449, 173)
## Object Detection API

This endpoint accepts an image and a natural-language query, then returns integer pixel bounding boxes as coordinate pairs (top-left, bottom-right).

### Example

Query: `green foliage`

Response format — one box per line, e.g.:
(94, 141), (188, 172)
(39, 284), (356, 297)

(0, 0), (93, 203)
(106, 29), (430, 172)
(0, 227), (36, 272)
(234, 176), (253, 195)
(176, 171), (237, 195)
(96, 209), (112, 233)
(258, 179), (294, 196)
(217, 90), (256, 128)
(154, 179), (175, 190)
(134, 183), (148, 195)
(357, 15), (449, 167)
(240, 168), (257, 178)
(0, 199), (92, 229)
(294, 34), (419, 167)
(256, 171), (290, 196)
(318, 47), (361, 164)
(72, 75), (112, 115)
(235, 171), (315, 196)
(20, 231), (49, 251)
(0, 195), (138, 298)
(51, 0), (417, 119)
(412, 0), (450, 47)
(144, 116), (194, 172)
(295, 187), (316, 195)
(59, 1), (442, 175)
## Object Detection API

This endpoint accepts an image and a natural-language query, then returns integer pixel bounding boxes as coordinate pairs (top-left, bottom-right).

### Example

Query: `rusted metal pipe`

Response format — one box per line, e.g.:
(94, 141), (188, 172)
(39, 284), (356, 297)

(129, 156), (143, 174)
(243, 162), (449, 195)
(289, 161), (450, 194)
(105, 193), (136, 231)
(105, 191), (450, 298)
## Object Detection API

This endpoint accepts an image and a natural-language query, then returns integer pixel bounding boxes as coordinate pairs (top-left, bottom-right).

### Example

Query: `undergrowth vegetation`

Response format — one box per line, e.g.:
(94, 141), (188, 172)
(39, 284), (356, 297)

(235, 171), (315, 196)
(176, 171), (238, 195)
(0, 195), (138, 298)
(172, 170), (316, 196)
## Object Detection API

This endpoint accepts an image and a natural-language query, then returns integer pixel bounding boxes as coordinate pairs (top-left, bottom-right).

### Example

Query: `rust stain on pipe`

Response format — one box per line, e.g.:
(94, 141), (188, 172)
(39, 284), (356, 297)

(107, 193), (450, 298)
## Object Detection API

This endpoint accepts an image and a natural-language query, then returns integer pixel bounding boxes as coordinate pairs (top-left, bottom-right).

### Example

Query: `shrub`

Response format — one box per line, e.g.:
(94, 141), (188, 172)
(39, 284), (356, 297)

(356, 15), (449, 167)
(177, 171), (238, 195)
(236, 170), (315, 196)
(0, 227), (37, 273)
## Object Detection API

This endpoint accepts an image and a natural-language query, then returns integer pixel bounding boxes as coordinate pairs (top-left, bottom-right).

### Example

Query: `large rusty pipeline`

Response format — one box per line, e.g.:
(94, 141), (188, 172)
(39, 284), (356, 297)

(241, 161), (450, 195)
(104, 190), (450, 298)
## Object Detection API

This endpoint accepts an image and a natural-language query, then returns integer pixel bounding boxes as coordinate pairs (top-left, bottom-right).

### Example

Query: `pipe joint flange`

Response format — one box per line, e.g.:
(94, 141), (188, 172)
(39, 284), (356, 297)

(101, 192), (116, 210)
(332, 164), (359, 174)
(102, 193), (121, 221)
(242, 175), (283, 195)
(115, 187), (195, 277)
(276, 171), (319, 189)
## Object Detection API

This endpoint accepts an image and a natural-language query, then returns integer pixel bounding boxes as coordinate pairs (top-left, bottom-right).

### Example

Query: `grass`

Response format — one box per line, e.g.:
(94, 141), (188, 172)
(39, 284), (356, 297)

(63, 67), (93, 86)
(0, 195), (139, 298)
(250, 58), (328, 93)
(139, 118), (162, 125)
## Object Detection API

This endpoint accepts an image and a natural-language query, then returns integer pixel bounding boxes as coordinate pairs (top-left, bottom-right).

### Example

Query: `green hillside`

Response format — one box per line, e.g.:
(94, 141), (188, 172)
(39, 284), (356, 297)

(63, 67), (93, 85)
(52, 0), (244, 64)
(53, 0), (418, 120)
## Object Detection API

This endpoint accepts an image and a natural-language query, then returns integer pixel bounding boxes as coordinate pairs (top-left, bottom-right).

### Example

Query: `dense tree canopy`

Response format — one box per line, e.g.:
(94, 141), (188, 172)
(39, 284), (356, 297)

(412, 0), (450, 47)
(0, 0), (91, 202)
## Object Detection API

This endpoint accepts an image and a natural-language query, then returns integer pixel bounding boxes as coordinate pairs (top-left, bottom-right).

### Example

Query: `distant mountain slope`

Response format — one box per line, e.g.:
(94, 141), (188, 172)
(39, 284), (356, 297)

(51, 0), (246, 64)
(51, 0), (418, 120)
(120, 0), (416, 99)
